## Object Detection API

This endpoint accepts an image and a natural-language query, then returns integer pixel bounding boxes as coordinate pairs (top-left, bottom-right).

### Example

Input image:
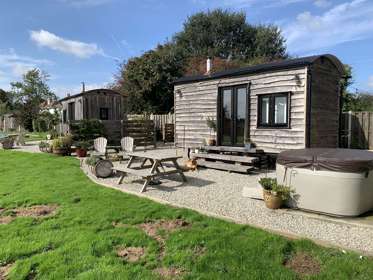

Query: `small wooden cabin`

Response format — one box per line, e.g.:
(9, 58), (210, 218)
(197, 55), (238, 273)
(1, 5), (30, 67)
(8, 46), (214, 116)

(174, 54), (345, 153)
(59, 88), (126, 142)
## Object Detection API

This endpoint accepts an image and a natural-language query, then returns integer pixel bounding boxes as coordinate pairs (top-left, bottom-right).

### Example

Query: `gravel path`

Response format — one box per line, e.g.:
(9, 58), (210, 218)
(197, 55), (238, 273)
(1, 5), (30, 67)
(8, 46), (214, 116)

(80, 149), (373, 256)
(11, 142), (41, 153)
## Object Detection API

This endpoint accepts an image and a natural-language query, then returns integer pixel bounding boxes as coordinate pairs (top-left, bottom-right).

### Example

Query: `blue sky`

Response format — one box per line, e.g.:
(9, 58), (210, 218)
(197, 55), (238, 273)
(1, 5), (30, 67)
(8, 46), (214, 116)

(0, 0), (372, 97)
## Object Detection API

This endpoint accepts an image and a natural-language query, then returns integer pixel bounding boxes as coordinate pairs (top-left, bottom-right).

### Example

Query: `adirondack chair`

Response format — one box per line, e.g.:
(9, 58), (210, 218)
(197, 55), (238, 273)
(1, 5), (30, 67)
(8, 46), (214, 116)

(91, 137), (108, 158)
(118, 137), (135, 162)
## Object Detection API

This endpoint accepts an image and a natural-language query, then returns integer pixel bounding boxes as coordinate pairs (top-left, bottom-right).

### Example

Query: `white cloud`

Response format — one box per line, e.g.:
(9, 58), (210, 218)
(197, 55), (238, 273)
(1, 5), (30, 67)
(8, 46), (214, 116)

(59, 0), (112, 7)
(368, 76), (373, 89)
(30, 29), (104, 59)
(0, 49), (52, 86)
(282, 0), (373, 53)
(314, 0), (332, 8)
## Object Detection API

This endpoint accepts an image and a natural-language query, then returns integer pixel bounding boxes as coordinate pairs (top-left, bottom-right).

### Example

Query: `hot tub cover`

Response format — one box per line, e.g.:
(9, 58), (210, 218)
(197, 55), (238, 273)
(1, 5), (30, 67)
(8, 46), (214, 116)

(277, 148), (373, 173)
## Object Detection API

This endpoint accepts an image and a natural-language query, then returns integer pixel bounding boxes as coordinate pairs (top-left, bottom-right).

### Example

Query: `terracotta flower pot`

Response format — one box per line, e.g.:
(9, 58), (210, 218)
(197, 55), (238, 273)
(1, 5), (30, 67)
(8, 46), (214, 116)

(263, 190), (283, 209)
(206, 138), (216, 146)
(76, 148), (87, 158)
(53, 148), (67, 156)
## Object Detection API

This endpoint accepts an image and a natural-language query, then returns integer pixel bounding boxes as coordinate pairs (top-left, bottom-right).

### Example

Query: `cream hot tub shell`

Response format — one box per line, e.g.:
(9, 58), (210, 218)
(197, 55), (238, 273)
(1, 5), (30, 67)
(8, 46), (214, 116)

(276, 149), (373, 217)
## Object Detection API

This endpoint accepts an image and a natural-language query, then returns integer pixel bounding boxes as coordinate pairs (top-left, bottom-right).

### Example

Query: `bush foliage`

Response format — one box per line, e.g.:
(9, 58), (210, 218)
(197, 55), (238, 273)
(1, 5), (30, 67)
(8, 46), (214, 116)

(69, 119), (105, 142)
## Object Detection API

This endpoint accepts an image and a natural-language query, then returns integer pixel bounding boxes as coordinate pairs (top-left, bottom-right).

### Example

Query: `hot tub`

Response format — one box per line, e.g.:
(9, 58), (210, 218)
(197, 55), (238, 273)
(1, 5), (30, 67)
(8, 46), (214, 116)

(276, 149), (373, 217)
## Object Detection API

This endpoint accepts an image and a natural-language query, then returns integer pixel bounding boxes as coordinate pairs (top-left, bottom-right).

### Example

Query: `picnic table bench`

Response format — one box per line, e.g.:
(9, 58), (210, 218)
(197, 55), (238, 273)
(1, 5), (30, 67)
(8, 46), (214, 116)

(113, 151), (187, 192)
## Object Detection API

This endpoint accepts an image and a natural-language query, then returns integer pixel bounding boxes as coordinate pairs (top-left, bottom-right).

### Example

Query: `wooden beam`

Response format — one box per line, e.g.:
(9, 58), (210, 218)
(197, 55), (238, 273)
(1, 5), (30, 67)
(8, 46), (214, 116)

(197, 159), (254, 173)
(190, 152), (258, 164)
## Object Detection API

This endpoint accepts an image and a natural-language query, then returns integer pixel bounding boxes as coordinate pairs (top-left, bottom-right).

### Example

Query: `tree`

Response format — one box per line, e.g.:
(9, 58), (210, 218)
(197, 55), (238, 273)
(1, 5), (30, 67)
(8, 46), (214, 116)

(113, 9), (288, 113)
(10, 69), (56, 131)
(173, 9), (287, 61)
(183, 56), (246, 76)
(0, 89), (12, 116)
(340, 65), (373, 112)
(116, 44), (185, 113)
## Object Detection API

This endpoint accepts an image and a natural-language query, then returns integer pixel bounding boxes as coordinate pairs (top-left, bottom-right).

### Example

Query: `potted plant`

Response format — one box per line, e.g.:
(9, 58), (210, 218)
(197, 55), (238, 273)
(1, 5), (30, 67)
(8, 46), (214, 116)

(0, 137), (14, 149)
(205, 116), (217, 146)
(62, 134), (73, 155)
(85, 155), (101, 174)
(39, 141), (51, 153)
(75, 141), (90, 157)
(259, 178), (293, 209)
(52, 138), (67, 156)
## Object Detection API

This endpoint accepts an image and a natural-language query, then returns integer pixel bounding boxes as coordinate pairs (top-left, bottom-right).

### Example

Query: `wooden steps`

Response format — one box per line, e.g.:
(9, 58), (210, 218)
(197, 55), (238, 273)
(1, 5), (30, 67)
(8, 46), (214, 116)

(190, 152), (258, 163)
(190, 152), (259, 173)
(197, 159), (254, 173)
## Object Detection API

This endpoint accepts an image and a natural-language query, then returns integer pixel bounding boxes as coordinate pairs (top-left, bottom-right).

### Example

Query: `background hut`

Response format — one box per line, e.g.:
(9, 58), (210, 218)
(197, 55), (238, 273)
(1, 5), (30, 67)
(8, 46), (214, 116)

(59, 88), (126, 143)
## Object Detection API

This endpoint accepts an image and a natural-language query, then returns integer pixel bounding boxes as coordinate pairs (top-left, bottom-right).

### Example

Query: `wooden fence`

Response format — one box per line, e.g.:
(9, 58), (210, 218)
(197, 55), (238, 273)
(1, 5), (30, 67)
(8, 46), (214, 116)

(0, 114), (18, 132)
(341, 111), (373, 150)
(122, 119), (156, 148)
(127, 113), (174, 142)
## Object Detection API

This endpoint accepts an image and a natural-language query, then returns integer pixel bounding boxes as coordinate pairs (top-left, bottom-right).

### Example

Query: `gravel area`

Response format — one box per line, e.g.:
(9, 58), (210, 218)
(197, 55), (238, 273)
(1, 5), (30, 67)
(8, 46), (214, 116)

(80, 148), (373, 256)
(10, 142), (41, 153)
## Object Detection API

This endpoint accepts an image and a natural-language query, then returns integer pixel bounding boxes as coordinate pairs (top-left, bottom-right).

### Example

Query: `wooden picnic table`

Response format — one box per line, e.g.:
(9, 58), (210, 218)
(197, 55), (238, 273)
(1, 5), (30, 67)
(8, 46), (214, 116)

(113, 151), (187, 192)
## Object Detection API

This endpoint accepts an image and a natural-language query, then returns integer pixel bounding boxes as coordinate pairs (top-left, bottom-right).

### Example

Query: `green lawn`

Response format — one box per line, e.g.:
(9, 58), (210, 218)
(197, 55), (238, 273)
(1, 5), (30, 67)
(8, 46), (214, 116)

(0, 151), (372, 279)
(24, 132), (48, 142)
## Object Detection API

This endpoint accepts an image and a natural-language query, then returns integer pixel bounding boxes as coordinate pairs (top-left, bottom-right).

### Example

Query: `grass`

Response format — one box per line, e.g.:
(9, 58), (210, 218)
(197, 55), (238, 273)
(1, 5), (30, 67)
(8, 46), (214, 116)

(24, 132), (48, 142)
(0, 151), (373, 279)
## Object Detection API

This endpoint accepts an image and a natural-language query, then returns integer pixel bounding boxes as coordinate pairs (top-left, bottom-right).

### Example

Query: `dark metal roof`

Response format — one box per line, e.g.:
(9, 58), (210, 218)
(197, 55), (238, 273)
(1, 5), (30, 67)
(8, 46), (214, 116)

(174, 54), (344, 85)
(59, 88), (123, 102)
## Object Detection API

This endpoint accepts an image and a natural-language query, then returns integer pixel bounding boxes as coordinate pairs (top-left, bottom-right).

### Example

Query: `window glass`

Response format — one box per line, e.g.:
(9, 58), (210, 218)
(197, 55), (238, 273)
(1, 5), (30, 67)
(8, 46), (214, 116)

(222, 89), (232, 145)
(258, 93), (289, 127)
(260, 97), (270, 124)
(274, 96), (287, 124)
(100, 108), (109, 120)
(68, 102), (75, 121)
(235, 87), (247, 145)
(62, 110), (67, 123)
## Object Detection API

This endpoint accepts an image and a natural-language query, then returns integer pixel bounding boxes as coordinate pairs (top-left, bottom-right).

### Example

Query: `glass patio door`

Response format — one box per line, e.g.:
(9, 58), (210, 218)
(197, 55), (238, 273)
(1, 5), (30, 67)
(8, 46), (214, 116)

(218, 85), (248, 146)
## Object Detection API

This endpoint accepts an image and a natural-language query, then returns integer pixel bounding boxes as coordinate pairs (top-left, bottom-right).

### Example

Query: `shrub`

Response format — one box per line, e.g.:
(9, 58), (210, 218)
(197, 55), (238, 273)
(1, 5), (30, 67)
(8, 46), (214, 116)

(69, 120), (105, 142)
(62, 134), (73, 148)
(76, 141), (90, 150)
(52, 135), (72, 150)
(39, 141), (51, 153)
(52, 138), (64, 149)
(258, 178), (277, 191)
(271, 184), (294, 200)
(259, 178), (294, 200)
(48, 129), (59, 139)
(85, 155), (101, 166)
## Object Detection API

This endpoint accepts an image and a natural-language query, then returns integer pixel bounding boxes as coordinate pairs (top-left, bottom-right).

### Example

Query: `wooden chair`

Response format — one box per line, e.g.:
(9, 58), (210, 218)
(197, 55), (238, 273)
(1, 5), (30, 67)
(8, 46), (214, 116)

(91, 137), (108, 158)
(119, 137), (135, 162)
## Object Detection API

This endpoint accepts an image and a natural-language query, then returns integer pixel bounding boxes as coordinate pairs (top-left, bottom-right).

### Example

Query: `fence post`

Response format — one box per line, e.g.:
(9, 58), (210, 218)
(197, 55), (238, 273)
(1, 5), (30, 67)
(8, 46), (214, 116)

(347, 111), (352, 148)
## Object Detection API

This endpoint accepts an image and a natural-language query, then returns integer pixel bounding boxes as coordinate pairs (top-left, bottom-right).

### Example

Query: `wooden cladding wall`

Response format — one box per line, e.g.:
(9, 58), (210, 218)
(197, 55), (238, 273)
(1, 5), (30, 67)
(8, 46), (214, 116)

(174, 67), (308, 153)
(309, 58), (341, 148)
(61, 96), (84, 121)
(85, 93), (124, 120)
(61, 90), (124, 122)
